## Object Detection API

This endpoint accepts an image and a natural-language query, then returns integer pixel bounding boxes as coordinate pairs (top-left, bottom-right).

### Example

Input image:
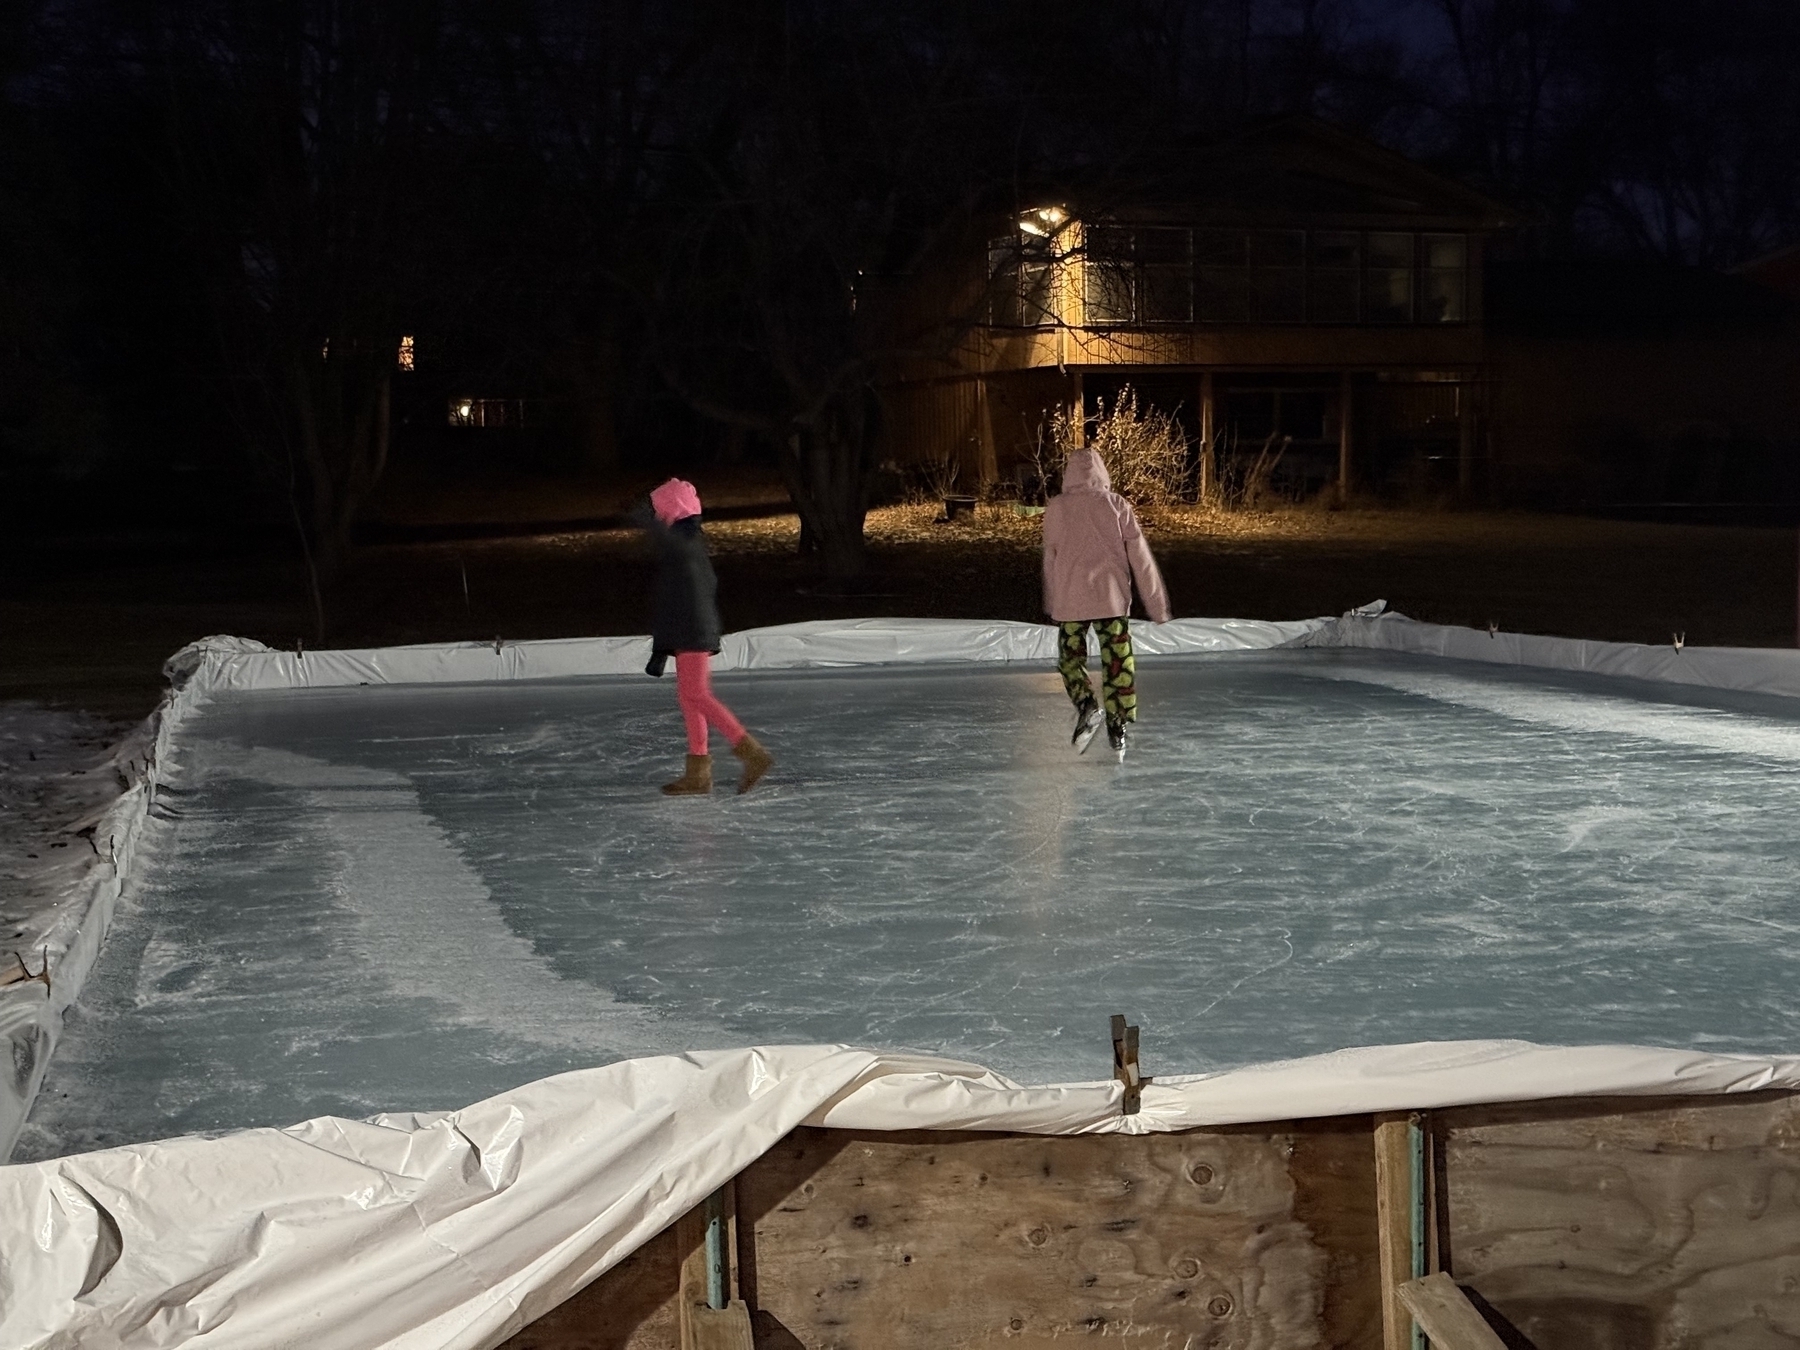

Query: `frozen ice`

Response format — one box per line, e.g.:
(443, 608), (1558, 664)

(18, 649), (1800, 1160)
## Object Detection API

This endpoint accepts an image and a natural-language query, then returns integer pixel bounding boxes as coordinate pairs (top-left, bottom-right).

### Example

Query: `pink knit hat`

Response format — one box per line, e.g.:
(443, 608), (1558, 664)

(650, 477), (702, 525)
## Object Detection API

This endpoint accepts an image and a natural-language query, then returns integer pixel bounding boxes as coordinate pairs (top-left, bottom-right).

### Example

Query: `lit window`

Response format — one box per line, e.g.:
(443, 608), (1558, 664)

(397, 335), (415, 371)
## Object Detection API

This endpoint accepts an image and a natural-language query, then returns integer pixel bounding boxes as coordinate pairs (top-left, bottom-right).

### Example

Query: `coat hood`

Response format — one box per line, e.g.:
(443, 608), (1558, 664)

(1061, 449), (1111, 493)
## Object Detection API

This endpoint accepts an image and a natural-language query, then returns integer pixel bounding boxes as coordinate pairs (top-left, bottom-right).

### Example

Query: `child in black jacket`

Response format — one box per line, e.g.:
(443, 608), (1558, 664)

(635, 478), (773, 795)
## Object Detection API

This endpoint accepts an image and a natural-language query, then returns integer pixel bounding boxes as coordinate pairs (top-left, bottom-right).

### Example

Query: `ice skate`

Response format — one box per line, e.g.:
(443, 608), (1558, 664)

(1107, 721), (1128, 762)
(732, 733), (774, 794)
(1071, 700), (1102, 754)
(662, 753), (712, 795)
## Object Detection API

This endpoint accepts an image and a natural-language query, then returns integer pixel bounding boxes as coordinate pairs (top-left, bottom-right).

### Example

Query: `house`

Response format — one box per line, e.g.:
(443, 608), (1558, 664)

(880, 117), (1800, 509)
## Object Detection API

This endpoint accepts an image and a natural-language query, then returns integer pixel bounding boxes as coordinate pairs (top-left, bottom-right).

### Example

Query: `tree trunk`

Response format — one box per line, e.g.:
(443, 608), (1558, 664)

(780, 395), (876, 586)
(285, 348), (391, 585)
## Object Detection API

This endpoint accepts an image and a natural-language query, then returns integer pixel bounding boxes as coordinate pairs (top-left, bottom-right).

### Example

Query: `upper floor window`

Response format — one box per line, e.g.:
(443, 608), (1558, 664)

(1087, 226), (1195, 323)
(987, 232), (1058, 327)
(1074, 227), (1468, 326)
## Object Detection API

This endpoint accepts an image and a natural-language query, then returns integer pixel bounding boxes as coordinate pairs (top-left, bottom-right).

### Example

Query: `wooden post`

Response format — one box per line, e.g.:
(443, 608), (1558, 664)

(1374, 1112), (1425, 1350)
(678, 1183), (755, 1350)
(1198, 370), (1216, 504)
(1337, 370), (1354, 504)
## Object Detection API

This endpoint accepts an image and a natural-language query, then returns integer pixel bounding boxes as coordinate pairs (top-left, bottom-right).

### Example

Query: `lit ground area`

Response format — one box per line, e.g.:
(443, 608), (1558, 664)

(18, 649), (1800, 1160)
(5, 500), (1796, 719)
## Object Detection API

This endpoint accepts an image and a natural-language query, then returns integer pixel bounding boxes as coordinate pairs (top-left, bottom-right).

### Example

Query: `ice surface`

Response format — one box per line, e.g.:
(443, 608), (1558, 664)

(19, 649), (1800, 1159)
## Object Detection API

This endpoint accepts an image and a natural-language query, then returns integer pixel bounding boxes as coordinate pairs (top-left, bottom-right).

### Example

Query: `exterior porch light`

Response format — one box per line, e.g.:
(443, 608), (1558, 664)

(1019, 205), (1069, 237)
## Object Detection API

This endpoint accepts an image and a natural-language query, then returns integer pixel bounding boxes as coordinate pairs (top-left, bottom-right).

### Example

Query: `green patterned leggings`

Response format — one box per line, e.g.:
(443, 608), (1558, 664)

(1057, 618), (1137, 727)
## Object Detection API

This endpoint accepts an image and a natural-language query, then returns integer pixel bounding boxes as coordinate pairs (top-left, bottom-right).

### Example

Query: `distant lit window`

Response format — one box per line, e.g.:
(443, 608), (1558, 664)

(397, 335), (415, 371)
(448, 398), (535, 428)
(1421, 234), (1467, 323)
(1364, 233), (1415, 322)
(321, 338), (331, 360)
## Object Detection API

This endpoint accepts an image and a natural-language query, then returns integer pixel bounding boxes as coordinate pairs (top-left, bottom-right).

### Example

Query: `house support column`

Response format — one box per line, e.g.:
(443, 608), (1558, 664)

(1197, 371), (1216, 504)
(976, 377), (999, 487)
(1337, 371), (1354, 503)
(1457, 381), (1474, 499)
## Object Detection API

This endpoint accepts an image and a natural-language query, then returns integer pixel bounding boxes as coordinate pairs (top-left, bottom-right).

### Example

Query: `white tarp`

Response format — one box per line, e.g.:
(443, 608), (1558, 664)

(6, 1038), (1800, 1350)
(167, 614), (1334, 696)
(8, 608), (1800, 1349)
(1305, 606), (1800, 700)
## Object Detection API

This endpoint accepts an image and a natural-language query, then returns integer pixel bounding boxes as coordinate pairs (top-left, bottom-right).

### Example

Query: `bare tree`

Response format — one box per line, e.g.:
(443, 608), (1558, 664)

(644, 1), (1072, 584)
(132, 1), (520, 630)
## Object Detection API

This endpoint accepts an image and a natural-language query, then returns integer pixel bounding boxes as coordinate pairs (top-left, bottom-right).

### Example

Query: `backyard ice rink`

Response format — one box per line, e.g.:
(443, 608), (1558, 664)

(18, 648), (1800, 1161)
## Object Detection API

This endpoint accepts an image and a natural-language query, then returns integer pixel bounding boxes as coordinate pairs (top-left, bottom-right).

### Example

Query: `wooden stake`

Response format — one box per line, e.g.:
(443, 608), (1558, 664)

(1110, 1013), (1145, 1115)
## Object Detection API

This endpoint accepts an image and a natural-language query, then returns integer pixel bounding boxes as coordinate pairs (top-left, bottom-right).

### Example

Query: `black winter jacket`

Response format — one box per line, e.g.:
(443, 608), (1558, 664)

(638, 507), (722, 675)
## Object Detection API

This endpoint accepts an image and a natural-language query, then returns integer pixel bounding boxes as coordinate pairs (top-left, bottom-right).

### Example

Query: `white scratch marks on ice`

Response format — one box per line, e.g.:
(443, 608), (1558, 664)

(224, 745), (668, 1055)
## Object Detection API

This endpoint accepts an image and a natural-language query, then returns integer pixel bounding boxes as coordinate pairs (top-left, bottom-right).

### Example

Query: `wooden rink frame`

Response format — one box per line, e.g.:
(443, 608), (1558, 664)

(501, 1087), (1800, 1350)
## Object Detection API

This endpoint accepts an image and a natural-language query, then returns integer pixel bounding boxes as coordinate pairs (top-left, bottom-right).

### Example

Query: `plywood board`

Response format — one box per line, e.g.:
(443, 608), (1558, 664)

(735, 1122), (1380, 1349)
(1440, 1091), (1800, 1350)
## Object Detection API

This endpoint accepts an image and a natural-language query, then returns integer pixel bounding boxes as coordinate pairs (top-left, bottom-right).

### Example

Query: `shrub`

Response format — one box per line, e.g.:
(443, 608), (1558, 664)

(1033, 385), (1190, 508)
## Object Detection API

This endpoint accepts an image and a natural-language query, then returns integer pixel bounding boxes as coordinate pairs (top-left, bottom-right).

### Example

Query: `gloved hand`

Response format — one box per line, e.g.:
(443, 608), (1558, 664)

(645, 650), (668, 679)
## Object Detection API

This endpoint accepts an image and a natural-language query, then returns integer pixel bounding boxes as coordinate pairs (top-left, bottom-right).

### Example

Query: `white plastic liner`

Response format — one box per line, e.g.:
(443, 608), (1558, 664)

(6, 1038), (1799, 1350)
(175, 614), (1333, 695)
(1304, 606), (1800, 700)
(9, 608), (1800, 1349)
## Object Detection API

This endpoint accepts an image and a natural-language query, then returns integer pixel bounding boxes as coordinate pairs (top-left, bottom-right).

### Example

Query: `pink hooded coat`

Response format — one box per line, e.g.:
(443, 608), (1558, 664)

(1041, 450), (1172, 623)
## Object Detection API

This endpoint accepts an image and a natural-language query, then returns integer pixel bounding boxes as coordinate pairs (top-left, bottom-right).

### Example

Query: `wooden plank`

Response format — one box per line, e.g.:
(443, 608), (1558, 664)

(679, 1300), (754, 1350)
(735, 1121), (1380, 1349)
(1397, 1273), (1506, 1350)
(1372, 1112), (1418, 1350)
(1440, 1090), (1800, 1350)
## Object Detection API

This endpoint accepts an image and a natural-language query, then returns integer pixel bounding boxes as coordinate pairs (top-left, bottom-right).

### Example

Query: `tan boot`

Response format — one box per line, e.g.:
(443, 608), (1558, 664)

(731, 734), (773, 795)
(662, 753), (712, 795)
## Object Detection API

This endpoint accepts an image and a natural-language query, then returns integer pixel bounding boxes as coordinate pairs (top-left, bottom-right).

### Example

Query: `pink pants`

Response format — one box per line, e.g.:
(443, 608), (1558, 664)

(675, 652), (745, 755)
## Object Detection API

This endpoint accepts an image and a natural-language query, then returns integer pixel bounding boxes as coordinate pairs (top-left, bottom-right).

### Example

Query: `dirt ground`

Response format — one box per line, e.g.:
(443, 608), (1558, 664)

(5, 499), (1796, 722)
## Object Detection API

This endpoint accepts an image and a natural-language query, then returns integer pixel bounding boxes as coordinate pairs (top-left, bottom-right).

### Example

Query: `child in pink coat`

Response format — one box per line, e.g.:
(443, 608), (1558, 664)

(1041, 448), (1172, 760)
